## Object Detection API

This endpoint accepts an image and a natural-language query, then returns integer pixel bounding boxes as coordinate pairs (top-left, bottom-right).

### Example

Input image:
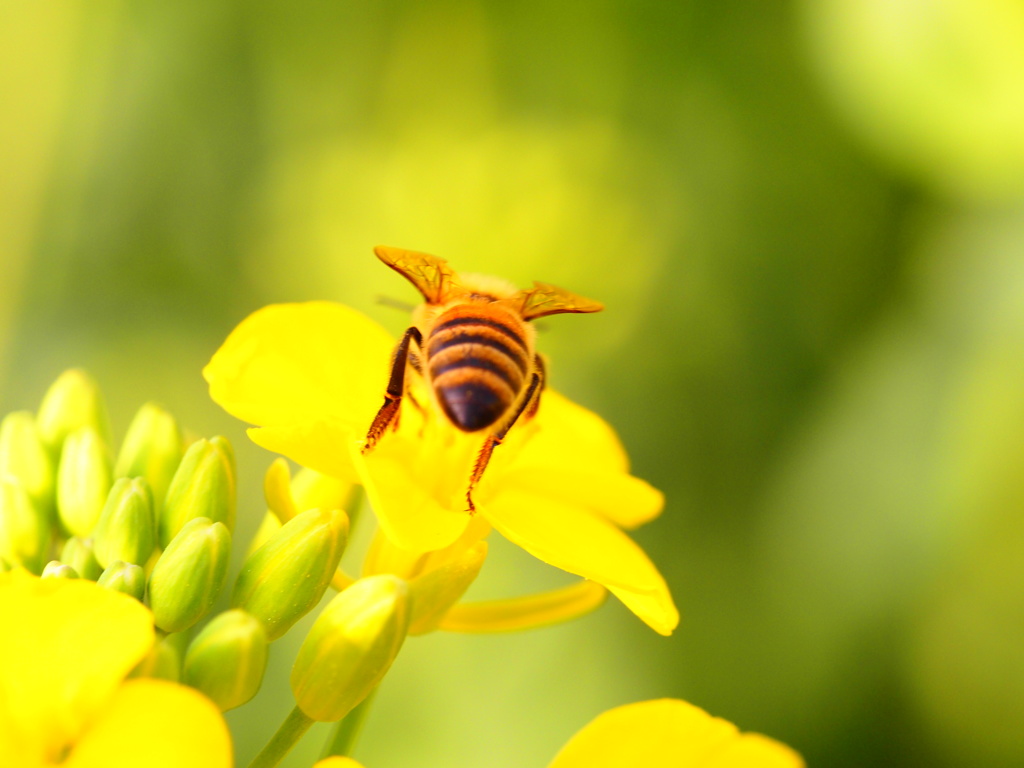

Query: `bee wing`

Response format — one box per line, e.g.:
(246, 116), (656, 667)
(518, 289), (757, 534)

(374, 246), (459, 304)
(516, 281), (604, 320)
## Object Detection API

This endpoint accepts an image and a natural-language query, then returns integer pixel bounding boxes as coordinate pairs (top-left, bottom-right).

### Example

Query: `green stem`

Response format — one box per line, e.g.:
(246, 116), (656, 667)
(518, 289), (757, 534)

(320, 688), (378, 759)
(248, 706), (315, 768)
(345, 485), (366, 531)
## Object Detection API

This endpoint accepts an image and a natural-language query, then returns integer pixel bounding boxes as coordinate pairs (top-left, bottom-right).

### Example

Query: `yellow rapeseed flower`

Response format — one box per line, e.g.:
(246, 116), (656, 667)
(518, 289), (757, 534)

(548, 699), (804, 768)
(0, 569), (231, 767)
(311, 699), (803, 768)
(205, 302), (678, 635)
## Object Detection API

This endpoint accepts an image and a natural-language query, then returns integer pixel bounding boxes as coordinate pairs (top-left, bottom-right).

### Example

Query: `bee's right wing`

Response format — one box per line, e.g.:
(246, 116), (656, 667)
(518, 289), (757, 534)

(516, 282), (604, 320)
(374, 246), (459, 304)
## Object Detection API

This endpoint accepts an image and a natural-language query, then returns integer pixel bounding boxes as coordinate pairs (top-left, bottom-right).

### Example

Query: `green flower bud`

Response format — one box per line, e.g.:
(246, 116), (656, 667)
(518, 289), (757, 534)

(160, 437), (236, 547)
(115, 403), (183, 512)
(41, 561), (77, 577)
(0, 411), (55, 523)
(37, 369), (111, 457)
(291, 575), (410, 722)
(0, 477), (49, 573)
(42, 560), (78, 579)
(247, 510), (282, 556)
(407, 541), (488, 635)
(60, 536), (102, 580)
(232, 508), (349, 641)
(93, 477), (155, 567)
(97, 560), (147, 601)
(56, 427), (112, 537)
(131, 635), (181, 682)
(183, 609), (268, 711)
(149, 517), (232, 633)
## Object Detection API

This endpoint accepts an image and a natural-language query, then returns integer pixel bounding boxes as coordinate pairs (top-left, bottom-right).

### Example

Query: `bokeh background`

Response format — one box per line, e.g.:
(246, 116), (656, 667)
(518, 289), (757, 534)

(3, 1), (1024, 766)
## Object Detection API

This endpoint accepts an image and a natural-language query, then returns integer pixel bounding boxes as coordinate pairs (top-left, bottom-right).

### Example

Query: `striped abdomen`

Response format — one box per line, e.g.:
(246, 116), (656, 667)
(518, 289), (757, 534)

(426, 309), (530, 432)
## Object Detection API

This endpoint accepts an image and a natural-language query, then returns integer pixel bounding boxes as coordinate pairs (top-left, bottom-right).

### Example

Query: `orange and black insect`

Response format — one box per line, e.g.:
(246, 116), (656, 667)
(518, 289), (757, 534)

(363, 245), (603, 511)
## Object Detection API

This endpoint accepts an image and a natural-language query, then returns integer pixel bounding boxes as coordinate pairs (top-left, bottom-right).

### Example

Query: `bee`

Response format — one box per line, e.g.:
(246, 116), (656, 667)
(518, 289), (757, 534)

(363, 245), (603, 512)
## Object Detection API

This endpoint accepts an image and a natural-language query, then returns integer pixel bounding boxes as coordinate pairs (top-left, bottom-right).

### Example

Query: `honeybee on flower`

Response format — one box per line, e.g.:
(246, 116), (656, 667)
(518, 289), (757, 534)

(205, 247), (679, 636)
(363, 246), (603, 512)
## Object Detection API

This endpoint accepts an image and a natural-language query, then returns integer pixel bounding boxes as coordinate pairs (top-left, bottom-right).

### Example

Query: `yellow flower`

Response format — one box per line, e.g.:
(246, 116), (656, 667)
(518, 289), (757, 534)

(0, 568), (231, 768)
(205, 302), (678, 635)
(311, 699), (803, 768)
(548, 699), (804, 768)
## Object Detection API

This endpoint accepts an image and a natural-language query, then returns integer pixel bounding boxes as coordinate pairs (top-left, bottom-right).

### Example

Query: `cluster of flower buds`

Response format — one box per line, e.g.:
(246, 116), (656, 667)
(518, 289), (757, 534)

(0, 370), (435, 735)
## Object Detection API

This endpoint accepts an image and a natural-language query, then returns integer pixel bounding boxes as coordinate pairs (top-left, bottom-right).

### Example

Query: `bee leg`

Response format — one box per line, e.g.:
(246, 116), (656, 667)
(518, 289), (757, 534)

(466, 363), (545, 513)
(395, 353), (426, 434)
(392, 387), (426, 433)
(466, 435), (499, 514)
(363, 326), (423, 453)
(524, 354), (546, 421)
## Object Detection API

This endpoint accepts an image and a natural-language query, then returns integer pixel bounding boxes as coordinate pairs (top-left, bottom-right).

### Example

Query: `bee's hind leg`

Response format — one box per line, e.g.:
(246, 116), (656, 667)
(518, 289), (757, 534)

(524, 354), (546, 421)
(363, 326), (422, 453)
(466, 357), (545, 512)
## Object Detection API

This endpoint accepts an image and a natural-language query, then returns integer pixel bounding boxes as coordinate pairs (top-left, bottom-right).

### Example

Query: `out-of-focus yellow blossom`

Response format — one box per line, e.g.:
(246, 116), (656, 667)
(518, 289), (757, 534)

(548, 699), (804, 768)
(0, 568), (231, 767)
(205, 301), (677, 635)
(310, 699), (803, 768)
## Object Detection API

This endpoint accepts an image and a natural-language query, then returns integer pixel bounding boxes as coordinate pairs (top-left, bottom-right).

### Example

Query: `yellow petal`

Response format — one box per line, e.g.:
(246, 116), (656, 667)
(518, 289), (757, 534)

(489, 390), (662, 529)
(509, 390), (630, 474)
(351, 437), (470, 552)
(291, 467), (355, 515)
(204, 301), (393, 431)
(438, 581), (607, 633)
(703, 733), (806, 768)
(0, 570), (153, 763)
(482, 489), (678, 635)
(547, 699), (804, 768)
(331, 569), (357, 591)
(604, 584), (678, 637)
(499, 466), (664, 530)
(315, 758), (366, 768)
(66, 679), (232, 768)
(248, 423), (360, 483)
(364, 516), (491, 581)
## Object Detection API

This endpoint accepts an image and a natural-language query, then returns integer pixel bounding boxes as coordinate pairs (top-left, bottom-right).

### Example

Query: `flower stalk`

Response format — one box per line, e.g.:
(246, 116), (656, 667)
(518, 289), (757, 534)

(248, 706), (315, 768)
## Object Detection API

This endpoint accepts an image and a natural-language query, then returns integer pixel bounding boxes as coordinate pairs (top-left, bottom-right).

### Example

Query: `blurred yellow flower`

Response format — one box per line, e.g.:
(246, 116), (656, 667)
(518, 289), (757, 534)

(548, 699), (804, 768)
(314, 759), (365, 768)
(0, 569), (231, 768)
(311, 699), (802, 768)
(205, 301), (678, 635)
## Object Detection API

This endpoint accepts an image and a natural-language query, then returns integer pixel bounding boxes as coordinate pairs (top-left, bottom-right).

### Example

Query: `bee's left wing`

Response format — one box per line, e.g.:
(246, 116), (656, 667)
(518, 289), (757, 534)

(374, 246), (459, 304)
(516, 282), (604, 320)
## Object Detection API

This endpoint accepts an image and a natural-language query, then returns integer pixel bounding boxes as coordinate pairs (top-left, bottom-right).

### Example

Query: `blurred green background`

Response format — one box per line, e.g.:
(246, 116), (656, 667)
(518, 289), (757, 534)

(3, 0), (1024, 766)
